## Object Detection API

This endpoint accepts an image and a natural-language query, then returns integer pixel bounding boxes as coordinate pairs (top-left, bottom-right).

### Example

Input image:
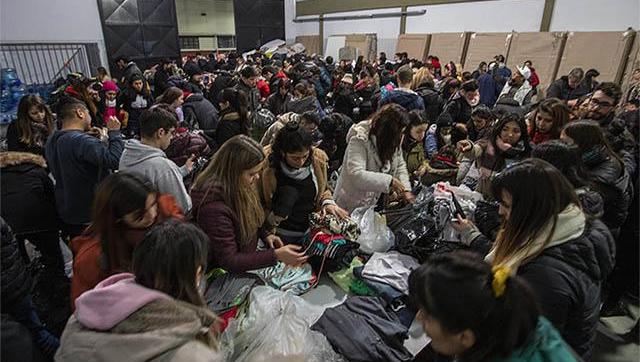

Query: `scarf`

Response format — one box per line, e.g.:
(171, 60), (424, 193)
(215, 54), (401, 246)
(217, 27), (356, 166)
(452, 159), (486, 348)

(531, 131), (553, 145)
(280, 161), (311, 181)
(485, 203), (586, 271)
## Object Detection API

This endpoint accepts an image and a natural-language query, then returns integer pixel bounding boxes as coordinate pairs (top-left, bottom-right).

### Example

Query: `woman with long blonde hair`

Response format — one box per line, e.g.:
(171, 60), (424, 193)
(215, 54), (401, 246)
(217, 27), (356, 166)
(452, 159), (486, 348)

(190, 135), (307, 272)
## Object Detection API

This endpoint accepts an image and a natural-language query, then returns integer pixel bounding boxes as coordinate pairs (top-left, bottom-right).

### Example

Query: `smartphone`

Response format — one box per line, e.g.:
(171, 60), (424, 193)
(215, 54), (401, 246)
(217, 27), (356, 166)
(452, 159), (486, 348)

(449, 191), (466, 219)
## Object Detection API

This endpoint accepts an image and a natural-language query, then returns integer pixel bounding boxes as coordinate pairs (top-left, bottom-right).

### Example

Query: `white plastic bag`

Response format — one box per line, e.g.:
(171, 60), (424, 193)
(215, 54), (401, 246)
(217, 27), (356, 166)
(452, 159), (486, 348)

(351, 206), (395, 254)
(221, 286), (344, 362)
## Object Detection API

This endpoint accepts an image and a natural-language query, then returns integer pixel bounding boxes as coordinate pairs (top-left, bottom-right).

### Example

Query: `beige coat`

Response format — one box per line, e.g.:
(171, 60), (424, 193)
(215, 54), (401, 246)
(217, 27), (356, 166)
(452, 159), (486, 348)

(333, 120), (411, 212)
(55, 299), (222, 362)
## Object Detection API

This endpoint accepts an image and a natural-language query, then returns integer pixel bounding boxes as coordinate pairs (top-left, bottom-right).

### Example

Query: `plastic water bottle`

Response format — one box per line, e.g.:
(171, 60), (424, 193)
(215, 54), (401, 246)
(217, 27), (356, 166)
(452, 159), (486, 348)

(1, 68), (18, 89)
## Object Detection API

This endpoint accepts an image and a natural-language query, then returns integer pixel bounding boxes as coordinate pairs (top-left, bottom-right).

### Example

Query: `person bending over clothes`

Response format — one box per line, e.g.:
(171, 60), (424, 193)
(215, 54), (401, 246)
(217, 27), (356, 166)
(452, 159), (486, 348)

(451, 159), (614, 360)
(409, 251), (578, 362)
(259, 120), (349, 245)
(261, 111), (320, 147)
(190, 135), (308, 273)
(70, 172), (183, 305)
(57, 220), (222, 362)
(334, 104), (414, 212)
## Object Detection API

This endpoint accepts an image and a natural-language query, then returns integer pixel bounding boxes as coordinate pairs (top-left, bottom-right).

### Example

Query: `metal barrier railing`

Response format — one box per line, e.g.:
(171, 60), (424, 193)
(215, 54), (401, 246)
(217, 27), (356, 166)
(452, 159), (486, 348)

(0, 43), (101, 85)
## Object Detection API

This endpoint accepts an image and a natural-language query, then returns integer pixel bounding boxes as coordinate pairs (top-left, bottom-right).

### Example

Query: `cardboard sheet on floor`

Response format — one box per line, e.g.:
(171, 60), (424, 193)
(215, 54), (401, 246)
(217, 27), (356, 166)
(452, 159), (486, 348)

(295, 35), (321, 56)
(558, 31), (635, 84)
(507, 32), (566, 98)
(396, 34), (431, 61)
(464, 32), (511, 71)
(428, 32), (467, 66)
(325, 36), (347, 61)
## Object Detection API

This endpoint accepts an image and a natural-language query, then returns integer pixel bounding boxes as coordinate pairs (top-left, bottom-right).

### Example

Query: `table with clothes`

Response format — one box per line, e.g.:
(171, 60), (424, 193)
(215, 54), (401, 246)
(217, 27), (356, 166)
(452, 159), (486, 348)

(202, 183), (489, 361)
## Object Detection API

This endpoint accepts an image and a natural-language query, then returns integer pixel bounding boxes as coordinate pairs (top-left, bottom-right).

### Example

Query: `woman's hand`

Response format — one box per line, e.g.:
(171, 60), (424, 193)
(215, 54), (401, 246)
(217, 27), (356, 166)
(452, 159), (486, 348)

(390, 177), (407, 195)
(265, 234), (284, 249)
(275, 244), (308, 267)
(323, 203), (349, 219)
(402, 191), (416, 203)
(451, 215), (475, 233)
(457, 140), (473, 153)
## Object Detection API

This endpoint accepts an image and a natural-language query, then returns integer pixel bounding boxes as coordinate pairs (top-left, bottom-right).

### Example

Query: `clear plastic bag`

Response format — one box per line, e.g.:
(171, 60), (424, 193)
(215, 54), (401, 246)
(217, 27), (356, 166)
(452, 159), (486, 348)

(221, 286), (344, 362)
(351, 206), (395, 254)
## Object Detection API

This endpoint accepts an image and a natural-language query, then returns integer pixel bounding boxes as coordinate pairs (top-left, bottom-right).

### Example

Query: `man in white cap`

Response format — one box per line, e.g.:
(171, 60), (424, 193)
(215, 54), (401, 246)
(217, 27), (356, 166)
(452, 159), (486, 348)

(497, 65), (535, 106)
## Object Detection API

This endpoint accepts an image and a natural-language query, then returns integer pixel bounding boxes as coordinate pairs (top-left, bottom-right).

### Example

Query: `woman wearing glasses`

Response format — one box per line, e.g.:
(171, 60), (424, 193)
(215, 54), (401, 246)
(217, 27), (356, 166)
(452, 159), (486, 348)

(259, 120), (349, 245)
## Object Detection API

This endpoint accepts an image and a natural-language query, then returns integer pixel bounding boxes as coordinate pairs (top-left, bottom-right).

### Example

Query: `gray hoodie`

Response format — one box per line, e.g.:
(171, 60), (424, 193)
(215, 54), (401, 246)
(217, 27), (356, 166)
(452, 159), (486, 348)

(119, 140), (192, 212)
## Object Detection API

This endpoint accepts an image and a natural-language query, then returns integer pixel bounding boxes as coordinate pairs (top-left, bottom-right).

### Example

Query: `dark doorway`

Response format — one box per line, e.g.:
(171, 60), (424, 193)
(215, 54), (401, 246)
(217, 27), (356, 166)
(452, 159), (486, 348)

(233, 0), (285, 52)
(97, 0), (181, 73)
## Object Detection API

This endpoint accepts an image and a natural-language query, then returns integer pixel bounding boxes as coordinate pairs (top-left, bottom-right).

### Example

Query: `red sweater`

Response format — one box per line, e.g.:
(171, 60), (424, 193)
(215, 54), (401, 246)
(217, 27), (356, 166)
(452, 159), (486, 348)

(190, 186), (277, 273)
(70, 194), (183, 307)
(257, 79), (271, 99)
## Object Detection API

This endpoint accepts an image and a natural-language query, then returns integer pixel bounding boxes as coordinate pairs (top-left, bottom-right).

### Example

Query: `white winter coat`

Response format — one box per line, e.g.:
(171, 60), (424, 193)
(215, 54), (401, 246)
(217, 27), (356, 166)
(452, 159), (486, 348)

(334, 120), (411, 212)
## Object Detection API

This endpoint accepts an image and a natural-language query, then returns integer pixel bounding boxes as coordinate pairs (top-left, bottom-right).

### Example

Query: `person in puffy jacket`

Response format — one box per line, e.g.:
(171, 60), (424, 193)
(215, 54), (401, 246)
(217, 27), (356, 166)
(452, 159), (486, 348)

(334, 104), (413, 212)
(442, 79), (479, 127)
(182, 90), (219, 145)
(409, 251), (578, 362)
(235, 66), (261, 114)
(285, 80), (326, 118)
(190, 135), (308, 273)
(265, 77), (292, 116)
(70, 172), (183, 305)
(413, 75), (444, 124)
(452, 159), (614, 360)
(1, 152), (63, 277)
(532, 140), (604, 219)
(546, 68), (584, 107)
(57, 220), (222, 362)
(562, 120), (632, 233)
(379, 65), (425, 112)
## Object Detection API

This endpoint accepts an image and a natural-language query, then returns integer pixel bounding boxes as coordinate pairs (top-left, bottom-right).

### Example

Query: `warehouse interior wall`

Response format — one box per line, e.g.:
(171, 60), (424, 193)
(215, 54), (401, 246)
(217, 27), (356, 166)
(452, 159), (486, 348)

(175, 0), (236, 36)
(0, 0), (109, 69)
(285, 0), (640, 57)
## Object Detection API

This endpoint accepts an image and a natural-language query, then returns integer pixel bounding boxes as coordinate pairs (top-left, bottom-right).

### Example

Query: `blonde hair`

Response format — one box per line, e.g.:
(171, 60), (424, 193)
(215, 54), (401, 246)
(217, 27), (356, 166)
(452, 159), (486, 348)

(192, 135), (265, 244)
(411, 67), (434, 90)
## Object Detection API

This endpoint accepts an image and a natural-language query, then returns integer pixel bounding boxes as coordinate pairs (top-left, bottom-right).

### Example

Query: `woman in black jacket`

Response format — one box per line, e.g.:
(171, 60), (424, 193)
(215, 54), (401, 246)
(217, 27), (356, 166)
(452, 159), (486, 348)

(0, 152), (63, 276)
(452, 159), (614, 361)
(6, 95), (55, 155)
(215, 88), (250, 147)
(562, 120), (633, 235)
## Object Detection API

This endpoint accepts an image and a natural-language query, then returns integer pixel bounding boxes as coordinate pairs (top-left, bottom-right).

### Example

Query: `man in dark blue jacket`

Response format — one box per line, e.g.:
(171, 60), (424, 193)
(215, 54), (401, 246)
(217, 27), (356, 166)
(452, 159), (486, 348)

(45, 98), (123, 239)
(379, 65), (425, 111)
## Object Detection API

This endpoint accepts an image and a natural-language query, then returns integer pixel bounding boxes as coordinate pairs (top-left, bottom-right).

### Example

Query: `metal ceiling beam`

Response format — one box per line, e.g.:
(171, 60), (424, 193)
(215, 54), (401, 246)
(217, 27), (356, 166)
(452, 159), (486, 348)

(296, 0), (498, 16)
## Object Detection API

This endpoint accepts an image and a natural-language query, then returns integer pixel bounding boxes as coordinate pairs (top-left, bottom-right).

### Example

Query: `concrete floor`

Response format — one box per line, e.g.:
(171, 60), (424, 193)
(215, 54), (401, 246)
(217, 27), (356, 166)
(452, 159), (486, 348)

(593, 300), (639, 362)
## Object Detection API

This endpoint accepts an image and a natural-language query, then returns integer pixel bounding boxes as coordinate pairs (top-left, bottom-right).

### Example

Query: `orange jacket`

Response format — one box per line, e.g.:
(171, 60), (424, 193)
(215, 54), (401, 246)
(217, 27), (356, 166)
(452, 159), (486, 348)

(70, 194), (183, 308)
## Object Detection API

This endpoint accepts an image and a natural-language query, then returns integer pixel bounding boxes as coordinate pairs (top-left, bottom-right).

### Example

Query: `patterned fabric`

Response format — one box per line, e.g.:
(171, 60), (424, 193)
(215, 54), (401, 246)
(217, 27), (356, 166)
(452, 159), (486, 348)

(252, 262), (316, 295)
(309, 212), (361, 242)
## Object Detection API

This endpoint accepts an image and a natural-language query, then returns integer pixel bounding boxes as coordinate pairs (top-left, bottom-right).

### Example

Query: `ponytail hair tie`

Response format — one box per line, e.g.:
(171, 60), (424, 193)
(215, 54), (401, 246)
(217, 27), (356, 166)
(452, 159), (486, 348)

(491, 265), (510, 298)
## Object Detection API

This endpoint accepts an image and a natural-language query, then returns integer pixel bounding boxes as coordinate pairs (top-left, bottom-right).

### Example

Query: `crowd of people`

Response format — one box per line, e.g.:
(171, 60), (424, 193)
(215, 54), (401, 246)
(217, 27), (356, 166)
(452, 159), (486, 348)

(1, 47), (639, 362)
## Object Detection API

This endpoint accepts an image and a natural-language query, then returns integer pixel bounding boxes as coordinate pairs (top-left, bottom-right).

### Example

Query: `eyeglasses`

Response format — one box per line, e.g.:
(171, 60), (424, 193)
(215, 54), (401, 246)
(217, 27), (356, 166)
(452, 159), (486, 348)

(589, 98), (614, 108)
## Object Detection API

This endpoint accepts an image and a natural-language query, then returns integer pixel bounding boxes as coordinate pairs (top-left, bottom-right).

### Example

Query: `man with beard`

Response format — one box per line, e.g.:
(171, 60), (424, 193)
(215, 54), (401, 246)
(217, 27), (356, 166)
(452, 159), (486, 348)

(497, 65), (535, 107)
(44, 98), (123, 238)
(584, 82), (637, 156)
